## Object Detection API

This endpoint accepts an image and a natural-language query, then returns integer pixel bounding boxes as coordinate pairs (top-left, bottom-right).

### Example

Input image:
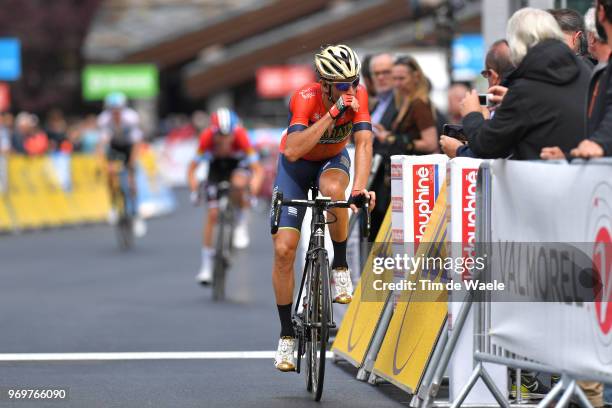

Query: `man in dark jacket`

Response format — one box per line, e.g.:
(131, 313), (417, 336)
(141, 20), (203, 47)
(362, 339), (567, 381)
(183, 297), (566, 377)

(461, 35), (590, 160)
(542, 0), (612, 159)
(368, 53), (398, 241)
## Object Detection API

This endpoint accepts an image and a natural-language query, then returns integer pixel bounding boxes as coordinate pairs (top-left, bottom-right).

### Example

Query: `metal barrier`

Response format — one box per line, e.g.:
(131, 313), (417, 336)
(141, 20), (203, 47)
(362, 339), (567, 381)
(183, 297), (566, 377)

(414, 162), (605, 408)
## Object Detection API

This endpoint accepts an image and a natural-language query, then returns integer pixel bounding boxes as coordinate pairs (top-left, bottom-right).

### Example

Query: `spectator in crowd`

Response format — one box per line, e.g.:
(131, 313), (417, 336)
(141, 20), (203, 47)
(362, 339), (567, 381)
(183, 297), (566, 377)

(542, 0), (612, 160)
(449, 8), (589, 160)
(45, 108), (70, 152)
(12, 112), (49, 156)
(447, 83), (469, 125)
(482, 39), (515, 88)
(367, 52), (398, 241)
(384, 55), (438, 155)
(548, 8), (593, 65)
(369, 53), (397, 134)
(361, 53), (377, 104)
(426, 77), (448, 137)
(70, 115), (101, 154)
(441, 40), (514, 158)
(585, 7), (611, 65)
(191, 110), (209, 133)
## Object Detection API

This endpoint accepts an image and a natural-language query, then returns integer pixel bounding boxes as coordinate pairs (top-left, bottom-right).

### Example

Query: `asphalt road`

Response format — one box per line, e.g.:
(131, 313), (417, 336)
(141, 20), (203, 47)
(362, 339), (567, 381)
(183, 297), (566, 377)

(0, 190), (407, 407)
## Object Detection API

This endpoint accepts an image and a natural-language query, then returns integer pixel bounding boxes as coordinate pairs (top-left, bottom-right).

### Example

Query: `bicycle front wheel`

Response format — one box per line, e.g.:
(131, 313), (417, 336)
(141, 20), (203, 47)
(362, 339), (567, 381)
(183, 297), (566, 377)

(212, 210), (228, 301)
(310, 249), (330, 401)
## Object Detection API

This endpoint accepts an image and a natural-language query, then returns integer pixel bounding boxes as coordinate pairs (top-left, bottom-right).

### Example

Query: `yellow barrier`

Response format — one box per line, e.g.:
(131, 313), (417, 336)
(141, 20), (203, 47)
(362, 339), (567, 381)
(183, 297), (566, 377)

(6, 156), (49, 228)
(371, 184), (449, 394)
(0, 195), (12, 231)
(332, 206), (394, 367)
(1, 154), (111, 231)
(70, 155), (111, 222)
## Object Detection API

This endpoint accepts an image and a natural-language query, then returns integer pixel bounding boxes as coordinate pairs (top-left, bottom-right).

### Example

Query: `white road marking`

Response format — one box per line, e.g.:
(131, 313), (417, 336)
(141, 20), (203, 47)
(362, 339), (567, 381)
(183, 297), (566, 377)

(0, 351), (335, 362)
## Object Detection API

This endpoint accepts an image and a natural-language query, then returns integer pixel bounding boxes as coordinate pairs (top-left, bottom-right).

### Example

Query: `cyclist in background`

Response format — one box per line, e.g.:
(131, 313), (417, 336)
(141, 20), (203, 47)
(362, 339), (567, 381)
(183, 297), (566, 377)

(97, 91), (146, 237)
(271, 44), (375, 371)
(188, 108), (263, 285)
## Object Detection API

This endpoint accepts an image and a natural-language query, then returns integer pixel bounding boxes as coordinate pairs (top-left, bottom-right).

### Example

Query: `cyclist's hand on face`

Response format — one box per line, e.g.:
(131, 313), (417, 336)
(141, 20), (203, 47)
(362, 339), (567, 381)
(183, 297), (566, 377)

(190, 190), (200, 206)
(349, 189), (376, 213)
(329, 94), (355, 119)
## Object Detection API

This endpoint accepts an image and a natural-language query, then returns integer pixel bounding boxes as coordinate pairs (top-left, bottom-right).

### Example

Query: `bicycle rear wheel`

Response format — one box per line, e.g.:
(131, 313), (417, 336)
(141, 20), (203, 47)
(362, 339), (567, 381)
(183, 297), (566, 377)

(310, 250), (330, 401)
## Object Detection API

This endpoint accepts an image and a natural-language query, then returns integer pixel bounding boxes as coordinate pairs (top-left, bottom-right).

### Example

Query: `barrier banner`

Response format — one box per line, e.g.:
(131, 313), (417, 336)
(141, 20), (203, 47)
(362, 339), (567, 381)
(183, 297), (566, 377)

(447, 158), (507, 403)
(488, 160), (612, 380)
(390, 154), (447, 245)
(332, 206), (393, 367)
(372, 184), (448, 393)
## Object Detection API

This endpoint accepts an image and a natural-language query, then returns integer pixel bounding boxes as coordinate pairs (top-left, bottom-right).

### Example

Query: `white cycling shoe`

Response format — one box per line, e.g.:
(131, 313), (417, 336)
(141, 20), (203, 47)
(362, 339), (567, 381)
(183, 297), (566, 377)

(274, 337), (296, 372)
(196, 262), (212, 286)
(233, 221), (250, 249)
(332, 267), (354, 304)
(133, 217), (147, 238)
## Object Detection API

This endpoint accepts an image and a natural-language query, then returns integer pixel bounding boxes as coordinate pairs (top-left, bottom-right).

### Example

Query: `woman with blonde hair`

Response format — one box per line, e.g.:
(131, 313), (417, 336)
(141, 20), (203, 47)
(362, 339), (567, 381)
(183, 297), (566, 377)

(385, 55), (439, 154)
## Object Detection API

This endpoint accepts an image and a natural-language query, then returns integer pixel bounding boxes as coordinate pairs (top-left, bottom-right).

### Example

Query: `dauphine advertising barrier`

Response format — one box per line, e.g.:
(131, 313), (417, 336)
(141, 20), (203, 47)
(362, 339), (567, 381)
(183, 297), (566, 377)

(333, 156), (612, 408)
(333, 154), (450, 389)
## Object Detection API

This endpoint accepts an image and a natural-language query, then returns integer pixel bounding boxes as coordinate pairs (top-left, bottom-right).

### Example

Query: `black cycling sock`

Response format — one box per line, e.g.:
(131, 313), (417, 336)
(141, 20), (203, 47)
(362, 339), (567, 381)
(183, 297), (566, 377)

(331, 239), (348, 269)
(277, 303), (295, 338)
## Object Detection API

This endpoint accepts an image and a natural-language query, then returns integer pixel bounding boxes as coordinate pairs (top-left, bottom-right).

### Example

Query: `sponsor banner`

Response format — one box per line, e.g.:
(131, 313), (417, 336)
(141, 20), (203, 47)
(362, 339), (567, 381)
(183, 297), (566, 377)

(372, 184), (449, 393)
(0, 38), (20, 81)
(332, 206), (393, 367)
(0, 82), (10, 111)
(447, 158), (507, 404)
(82, 64), (159, 101)
(488, 160), (612, 380)
(256, 65), (315, 99)
(390, 155), (447, 245)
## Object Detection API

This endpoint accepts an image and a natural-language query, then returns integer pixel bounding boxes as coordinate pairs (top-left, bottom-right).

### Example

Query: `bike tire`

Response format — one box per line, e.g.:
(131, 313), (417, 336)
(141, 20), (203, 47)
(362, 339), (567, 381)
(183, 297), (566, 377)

(303, 258), (314, 392)
(115, 185), (134, 250)
(117, 216), (133, 250)
(212, 209), (228, 301)
(311, 250), (329, 401)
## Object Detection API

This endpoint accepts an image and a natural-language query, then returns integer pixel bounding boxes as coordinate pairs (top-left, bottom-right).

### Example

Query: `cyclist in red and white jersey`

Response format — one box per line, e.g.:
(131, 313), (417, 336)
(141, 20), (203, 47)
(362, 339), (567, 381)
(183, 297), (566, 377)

(188, 108), (263, 285)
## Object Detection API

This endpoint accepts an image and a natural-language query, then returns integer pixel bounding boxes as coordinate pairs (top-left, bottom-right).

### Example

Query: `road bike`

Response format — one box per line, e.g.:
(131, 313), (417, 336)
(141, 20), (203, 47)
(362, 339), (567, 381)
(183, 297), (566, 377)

(270, 186), (369, 401)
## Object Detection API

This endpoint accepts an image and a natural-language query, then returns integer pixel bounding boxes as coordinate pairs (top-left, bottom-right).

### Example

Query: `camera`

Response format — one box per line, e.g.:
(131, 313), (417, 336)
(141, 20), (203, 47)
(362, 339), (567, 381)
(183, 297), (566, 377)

(442, 124), (467, 142)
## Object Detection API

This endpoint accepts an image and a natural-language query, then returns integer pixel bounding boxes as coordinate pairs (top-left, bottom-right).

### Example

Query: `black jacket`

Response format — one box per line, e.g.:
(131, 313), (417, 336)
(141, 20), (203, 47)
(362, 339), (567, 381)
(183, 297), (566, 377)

(463, 39), (590, 160)
(587, 61), (612, 155)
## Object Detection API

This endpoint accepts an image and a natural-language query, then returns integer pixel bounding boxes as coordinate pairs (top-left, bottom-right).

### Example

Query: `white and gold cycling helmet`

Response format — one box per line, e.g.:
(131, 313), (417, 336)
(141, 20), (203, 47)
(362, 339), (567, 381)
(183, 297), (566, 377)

(314, 44), (361, 81)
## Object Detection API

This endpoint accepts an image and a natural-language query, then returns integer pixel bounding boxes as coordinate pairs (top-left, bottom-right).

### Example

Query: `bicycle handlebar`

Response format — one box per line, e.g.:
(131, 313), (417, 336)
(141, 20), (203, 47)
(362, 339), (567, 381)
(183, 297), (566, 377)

(270, 190), (370, 237)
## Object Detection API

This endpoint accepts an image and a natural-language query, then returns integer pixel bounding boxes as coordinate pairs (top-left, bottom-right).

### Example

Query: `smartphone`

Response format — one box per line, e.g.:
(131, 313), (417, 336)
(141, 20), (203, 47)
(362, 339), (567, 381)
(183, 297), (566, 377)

(442, 124), (467, 142)
(478, 93), (493, 106)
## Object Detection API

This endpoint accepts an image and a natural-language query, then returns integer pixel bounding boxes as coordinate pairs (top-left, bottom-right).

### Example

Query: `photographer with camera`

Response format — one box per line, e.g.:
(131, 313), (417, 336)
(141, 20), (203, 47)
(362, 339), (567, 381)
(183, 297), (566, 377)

(440, 39), (514, 158)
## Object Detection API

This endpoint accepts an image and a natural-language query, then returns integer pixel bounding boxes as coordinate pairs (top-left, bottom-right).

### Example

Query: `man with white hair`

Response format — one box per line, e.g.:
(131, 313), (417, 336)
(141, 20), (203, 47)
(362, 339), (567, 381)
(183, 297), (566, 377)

(458, 7), (589, 160)
(585, 7), (611, 65)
